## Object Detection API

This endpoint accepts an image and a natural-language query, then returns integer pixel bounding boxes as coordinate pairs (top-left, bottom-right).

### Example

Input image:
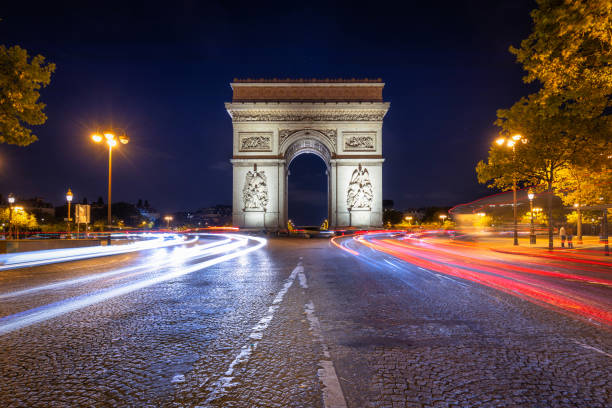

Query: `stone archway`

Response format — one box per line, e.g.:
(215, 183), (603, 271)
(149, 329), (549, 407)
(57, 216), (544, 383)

(227, 79), (389, 229)
(282, 132), (333, 227)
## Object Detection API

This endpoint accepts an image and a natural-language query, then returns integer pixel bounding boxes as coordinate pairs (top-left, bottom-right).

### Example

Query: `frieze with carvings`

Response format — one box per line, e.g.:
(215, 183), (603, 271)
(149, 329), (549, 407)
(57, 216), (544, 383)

(278, 129), (337, 147)
(343, 132), (376, 151)
(231, 111), (386, 122)
(239, 132), (272, 151)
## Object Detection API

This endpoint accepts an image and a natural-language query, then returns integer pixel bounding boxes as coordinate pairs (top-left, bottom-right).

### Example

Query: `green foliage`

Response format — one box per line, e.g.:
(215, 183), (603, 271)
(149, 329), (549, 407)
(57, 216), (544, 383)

(383, 208), (404, 226)
(556, 165), (612, 207)
(0, 207), (38, 229)
(510, 0), (612, 103)
(0, 45), (55, 146)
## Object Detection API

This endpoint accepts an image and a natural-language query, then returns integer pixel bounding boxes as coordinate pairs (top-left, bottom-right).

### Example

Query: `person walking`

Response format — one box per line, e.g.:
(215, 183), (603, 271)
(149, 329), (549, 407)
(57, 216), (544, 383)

(567, 226), (574, 249)
(559, 225), (566, 248)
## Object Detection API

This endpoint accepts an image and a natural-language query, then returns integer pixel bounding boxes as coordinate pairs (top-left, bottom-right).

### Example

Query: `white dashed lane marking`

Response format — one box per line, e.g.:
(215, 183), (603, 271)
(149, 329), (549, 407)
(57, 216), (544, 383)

(198, 261), (302, 406)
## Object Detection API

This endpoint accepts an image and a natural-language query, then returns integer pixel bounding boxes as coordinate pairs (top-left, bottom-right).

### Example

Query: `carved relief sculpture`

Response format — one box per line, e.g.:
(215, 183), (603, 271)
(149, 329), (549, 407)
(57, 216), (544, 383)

(243, 165), (269, 209)
(344, 132), (375, 150)
(239, 132), (272, 151)
(278, 129), (337, 147)
(347, 164), (373, 210)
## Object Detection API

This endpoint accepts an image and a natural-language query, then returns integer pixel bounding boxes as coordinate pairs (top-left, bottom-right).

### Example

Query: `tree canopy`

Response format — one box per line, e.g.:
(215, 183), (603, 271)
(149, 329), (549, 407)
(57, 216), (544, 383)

(0, 45), (55, 146)
(477, 0), (611, 248)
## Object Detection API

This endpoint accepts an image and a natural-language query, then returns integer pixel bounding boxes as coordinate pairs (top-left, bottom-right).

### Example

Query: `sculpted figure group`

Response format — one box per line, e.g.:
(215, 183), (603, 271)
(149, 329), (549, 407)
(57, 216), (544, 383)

(347, 164), (373, 210)
(243, 166), (269, 209)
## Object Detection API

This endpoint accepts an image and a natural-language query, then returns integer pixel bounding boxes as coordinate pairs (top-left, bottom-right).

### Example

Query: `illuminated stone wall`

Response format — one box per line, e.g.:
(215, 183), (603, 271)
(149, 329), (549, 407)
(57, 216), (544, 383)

(227, 80), (389, 229)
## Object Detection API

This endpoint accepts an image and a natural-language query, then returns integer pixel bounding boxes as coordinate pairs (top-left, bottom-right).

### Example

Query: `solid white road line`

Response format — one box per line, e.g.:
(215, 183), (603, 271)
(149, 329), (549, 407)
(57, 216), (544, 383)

(301, 267), (347, 408)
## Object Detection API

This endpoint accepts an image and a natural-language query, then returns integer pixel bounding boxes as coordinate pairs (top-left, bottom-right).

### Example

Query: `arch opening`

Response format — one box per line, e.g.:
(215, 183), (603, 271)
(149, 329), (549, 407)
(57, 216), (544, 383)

(287, 152), (329, 227)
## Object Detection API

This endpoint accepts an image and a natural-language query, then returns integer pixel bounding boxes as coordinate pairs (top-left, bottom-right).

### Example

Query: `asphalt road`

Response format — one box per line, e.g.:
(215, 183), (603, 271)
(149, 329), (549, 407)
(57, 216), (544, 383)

(0, 233), (610, 407)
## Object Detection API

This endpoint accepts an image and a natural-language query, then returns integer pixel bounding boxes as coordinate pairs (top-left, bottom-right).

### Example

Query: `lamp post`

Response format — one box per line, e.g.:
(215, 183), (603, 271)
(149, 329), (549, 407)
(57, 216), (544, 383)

(164, 216), (173, 229)
(7, 193), (15, 239)
(405, 216), (413, 226)
(66, 189), (73, 238)
(528, 188), (536, 244)
(439, 214), (447, 225)
(91, 131), (129, 228)
(496, 134), (527, 246)
(574, 203), (583, 244)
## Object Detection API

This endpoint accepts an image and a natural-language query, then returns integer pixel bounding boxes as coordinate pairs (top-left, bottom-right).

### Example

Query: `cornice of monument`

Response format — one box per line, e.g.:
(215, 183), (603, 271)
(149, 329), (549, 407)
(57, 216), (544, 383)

(225, 102), (390, 122)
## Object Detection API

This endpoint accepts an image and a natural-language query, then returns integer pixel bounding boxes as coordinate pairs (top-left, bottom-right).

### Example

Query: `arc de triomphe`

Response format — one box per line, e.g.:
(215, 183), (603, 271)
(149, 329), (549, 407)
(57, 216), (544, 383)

(227, 79), (389, 229)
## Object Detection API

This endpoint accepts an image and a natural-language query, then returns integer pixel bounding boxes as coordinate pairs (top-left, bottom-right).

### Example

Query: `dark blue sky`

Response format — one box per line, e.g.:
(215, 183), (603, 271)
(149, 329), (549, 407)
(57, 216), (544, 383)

(0, 0), (536, 216)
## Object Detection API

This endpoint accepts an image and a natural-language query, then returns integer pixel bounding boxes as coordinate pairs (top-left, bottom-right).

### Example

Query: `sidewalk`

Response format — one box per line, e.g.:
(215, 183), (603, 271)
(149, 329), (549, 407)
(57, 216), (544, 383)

(472, 235), (611, 264)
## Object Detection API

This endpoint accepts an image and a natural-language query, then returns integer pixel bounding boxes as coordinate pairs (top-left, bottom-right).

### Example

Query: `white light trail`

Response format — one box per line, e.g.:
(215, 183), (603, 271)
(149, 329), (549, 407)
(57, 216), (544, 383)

(0, 234), (195, 271)
(0, 238), (232, 299)
(0, 235), (267, 336)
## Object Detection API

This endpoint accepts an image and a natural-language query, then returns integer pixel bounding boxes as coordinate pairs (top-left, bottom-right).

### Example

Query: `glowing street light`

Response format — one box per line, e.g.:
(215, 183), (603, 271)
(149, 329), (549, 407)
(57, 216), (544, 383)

(495, 133), (527, 246)
(7, 193), (15, 240)
(527, 188), (536, 244)
(164, 216), (173, 229)
(404, 215), (413, 225)
(66, 188), (73, 238)
(574, 202), (583, 244)
(439, 214), (448, 225)
(91, 131), (130, 227)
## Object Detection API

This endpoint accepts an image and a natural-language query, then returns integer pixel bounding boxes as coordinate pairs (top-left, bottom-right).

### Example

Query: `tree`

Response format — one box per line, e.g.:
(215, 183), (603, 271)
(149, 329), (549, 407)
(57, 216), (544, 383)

(478, 0), (611, 249)
(510, 0), (612, 102)
(556, 165), (612, 208)
(0, 207), (38, 229)
(476, 93), (605, 248)
(0, 45), (55, 146)
(383, 208), (404, 226)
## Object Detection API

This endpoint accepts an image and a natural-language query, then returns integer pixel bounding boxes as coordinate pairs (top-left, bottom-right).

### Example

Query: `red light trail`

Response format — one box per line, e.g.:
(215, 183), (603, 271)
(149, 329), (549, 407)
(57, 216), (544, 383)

(341, 232), (612, 328)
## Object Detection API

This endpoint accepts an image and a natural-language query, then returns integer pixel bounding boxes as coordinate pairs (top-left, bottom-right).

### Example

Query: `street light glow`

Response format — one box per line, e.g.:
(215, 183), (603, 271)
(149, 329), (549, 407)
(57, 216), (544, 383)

(495, 138), (505, 146)
(512, 134), (522, 141)
(92, 134), (103, 142)
(8, 194), (15, 204)
(527, 188), (535, 201)
(107, 139), (117, 147)
(66, 189), (73, 202)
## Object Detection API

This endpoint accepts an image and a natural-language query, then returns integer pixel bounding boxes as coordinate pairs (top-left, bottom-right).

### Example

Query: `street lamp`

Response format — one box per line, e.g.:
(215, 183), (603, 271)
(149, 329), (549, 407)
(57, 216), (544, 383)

(495, 134), (527, 246)
(91, 131), (129, 227)
(164, 216), (173, 229)
(405, 215), (413, 225)
(66, 189), (73, 238)
(7, 193), (15, 240)
(574, 203), (583, 244)
(439, 214), (447, 225)
(528, 188), (536, 244)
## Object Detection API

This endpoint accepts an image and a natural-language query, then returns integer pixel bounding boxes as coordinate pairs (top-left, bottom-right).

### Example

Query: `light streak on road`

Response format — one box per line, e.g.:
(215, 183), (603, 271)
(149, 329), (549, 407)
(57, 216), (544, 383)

(339, 232), (612, 327)
(331, 235), (360, 256)
(0, 233), (196, 271)
(0, 234), (267, 335)
(0, 238), (232, 299)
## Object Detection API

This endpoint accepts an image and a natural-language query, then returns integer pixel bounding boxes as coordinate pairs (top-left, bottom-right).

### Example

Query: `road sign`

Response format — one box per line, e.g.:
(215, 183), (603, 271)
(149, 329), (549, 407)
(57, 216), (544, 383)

(75, 204), (91, 224)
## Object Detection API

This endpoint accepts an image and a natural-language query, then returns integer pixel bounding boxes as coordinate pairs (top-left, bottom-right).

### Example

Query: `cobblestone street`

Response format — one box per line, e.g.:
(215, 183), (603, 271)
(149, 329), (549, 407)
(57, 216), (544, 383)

(1, 235), (611, 407)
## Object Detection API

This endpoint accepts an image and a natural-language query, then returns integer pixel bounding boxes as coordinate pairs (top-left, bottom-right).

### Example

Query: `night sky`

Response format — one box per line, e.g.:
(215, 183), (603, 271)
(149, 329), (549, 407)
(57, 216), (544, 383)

(0, 0), (536, 221)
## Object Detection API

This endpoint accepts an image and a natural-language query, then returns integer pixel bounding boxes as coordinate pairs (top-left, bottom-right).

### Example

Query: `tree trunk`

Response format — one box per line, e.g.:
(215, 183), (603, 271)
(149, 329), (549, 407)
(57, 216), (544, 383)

(547, 180), (553, 250)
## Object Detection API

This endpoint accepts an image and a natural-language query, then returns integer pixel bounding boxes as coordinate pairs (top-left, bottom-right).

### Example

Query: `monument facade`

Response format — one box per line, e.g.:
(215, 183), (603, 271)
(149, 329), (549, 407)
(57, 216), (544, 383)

(227, 79), (389, 228)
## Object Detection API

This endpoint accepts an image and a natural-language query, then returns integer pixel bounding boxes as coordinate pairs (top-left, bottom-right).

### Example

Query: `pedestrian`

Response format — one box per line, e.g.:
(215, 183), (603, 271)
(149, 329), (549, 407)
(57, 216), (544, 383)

(567, 226), (573, 249)
(559, 225), (566, 248)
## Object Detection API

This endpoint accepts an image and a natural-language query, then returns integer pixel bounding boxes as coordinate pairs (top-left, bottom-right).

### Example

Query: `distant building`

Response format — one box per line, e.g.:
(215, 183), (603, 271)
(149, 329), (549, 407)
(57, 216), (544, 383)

(21, 197), (54, 220)
(193, 205), (232, 226)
